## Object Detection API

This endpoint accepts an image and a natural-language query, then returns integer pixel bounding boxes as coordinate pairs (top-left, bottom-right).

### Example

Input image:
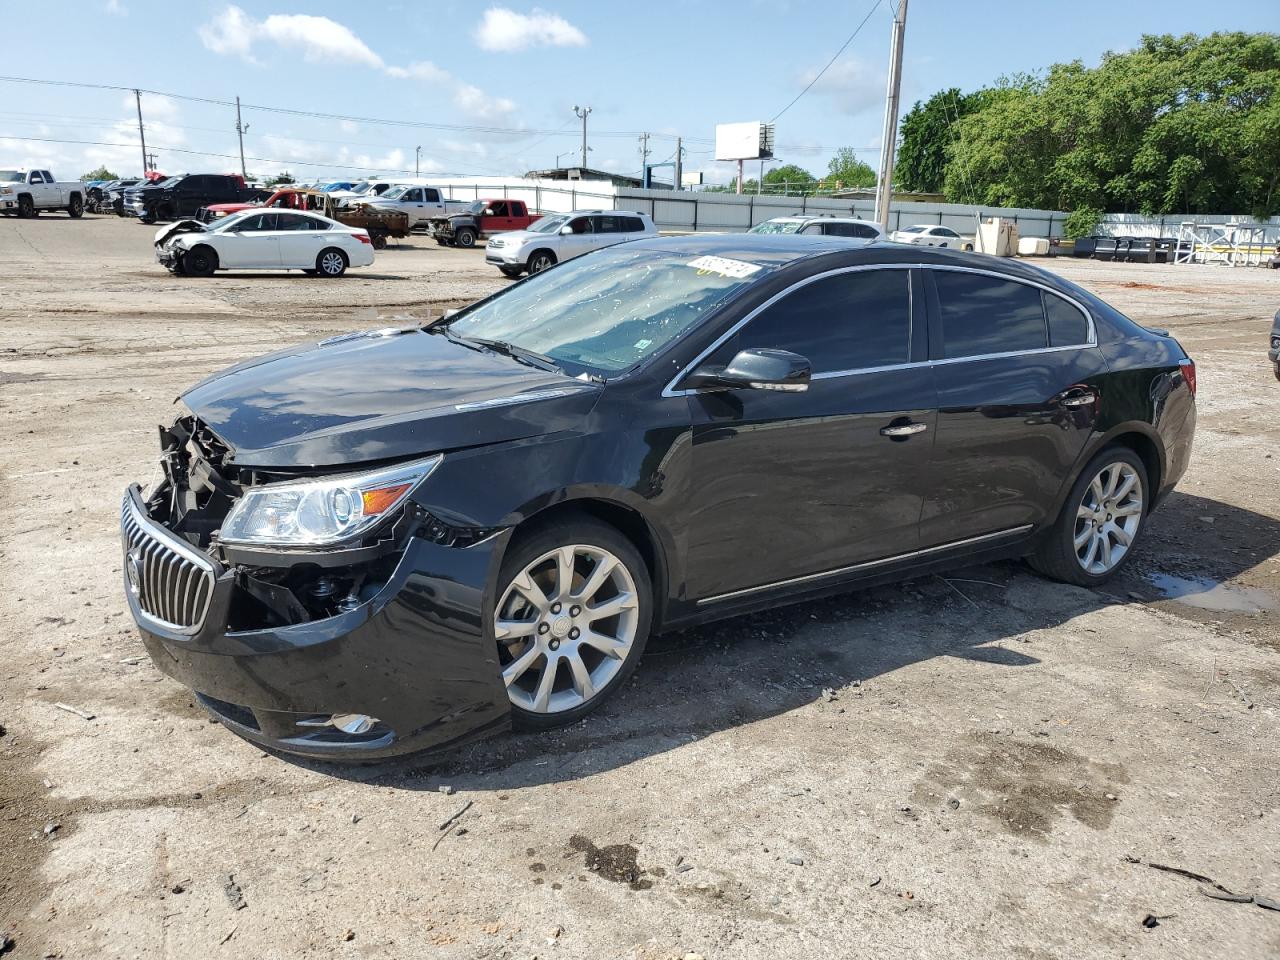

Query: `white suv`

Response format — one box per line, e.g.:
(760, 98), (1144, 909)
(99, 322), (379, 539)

(748, 216), (884, 239)
(485, 210), (657, 277)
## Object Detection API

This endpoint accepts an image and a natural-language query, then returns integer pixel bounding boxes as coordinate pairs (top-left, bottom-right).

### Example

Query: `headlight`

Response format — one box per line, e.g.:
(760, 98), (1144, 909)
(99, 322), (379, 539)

(219, 454), (442, 547)
(0, 187), (12, 195)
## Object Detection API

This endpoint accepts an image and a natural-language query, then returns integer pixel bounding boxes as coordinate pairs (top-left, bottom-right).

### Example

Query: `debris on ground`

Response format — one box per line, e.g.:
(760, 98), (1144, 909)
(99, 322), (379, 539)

(438, 785), (455, 796)
(438, 800), (473, 831)
(1134, 858), (1280, 911)
(1142, 913), (1174, 928)
(222, 874), (246, 911)
(786, 856), (804, 866)
(342, 929), (355, 942)
(52, 703), (94, 721)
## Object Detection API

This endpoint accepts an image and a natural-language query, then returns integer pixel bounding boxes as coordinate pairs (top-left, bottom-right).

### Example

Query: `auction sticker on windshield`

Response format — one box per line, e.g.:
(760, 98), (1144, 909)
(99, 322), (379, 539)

(686, 255), (763, 279)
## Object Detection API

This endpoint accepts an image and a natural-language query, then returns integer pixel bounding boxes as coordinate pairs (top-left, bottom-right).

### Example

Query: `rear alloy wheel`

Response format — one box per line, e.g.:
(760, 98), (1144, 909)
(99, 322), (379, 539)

(67, 194), (84, 218)
(455, 228), (477, 248)
(1030, 447), (1148, 586)
(316, 248), (348, 278)
(495, 521), (651, 729)
(527, 251), (555, 274)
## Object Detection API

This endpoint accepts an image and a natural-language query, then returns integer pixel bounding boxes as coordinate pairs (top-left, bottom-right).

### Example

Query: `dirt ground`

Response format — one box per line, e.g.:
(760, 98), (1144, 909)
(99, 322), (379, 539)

(2, 214), (1278, 960)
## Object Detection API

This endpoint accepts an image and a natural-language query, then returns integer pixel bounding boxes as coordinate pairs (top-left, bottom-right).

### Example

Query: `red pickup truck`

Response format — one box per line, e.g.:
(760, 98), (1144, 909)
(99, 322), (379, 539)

(429, 199), (540, 247)
(197, 187), (327, 223)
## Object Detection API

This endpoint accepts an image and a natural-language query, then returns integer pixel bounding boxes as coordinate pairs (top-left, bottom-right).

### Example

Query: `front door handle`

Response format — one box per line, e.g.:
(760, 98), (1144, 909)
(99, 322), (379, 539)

(880, 422), (928, 437)
(1059, 391), (1097, 408)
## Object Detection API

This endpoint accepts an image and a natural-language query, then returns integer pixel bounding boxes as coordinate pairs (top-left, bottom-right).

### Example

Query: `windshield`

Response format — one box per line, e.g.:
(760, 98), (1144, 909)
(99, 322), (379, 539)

(349, 182), (373, 194)
(381, 186), (408, 200)
(528, 214), (568, 234)
(445, 248), (768, 377)
(748, 219), (803, 234)
(154, 177), (181, 188)
(0, 170), (25, 182)
(210, 211), (253, 232)
(467, 200), (488, 214)
(900, 225), (926, 233)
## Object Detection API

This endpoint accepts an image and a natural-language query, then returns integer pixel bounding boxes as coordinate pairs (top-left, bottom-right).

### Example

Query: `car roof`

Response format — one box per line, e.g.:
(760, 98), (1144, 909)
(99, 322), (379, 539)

(623, 233), (874, 266)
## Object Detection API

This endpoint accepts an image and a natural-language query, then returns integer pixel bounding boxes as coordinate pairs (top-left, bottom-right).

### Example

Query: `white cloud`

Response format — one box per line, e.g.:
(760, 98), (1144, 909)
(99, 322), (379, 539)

(198, 5), (256, 59)
(454, 83), (517, 121)
(105, 0), (127, 15)
(474, 7), (587, 52)
(385, 60), (451, 83)
(798, 58), (885, 116)
(259, 13), (385, 68)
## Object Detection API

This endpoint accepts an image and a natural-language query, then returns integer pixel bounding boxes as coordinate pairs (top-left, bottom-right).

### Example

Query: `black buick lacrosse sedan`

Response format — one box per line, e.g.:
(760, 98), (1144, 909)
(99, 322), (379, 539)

(122, 235), (1196, 759)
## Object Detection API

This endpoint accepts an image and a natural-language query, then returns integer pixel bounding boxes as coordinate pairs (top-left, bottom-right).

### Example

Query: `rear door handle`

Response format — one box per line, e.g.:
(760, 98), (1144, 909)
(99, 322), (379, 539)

(880, 422), (929, 437)
(1059, 391), (1097, 408)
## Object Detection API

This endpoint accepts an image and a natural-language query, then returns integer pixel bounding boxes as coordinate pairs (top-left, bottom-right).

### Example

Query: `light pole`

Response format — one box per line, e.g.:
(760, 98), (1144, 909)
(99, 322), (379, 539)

(758, 157), (779, 195)
(555, 151), (572, 168)
(573, 105), (591, 169)
(874, 0), (909, 230)
(415, 146), (422, 177)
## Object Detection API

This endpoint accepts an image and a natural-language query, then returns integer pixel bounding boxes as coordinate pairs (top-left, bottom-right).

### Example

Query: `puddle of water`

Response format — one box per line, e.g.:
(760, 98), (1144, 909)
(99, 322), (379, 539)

(1145, 573), (1276, 613)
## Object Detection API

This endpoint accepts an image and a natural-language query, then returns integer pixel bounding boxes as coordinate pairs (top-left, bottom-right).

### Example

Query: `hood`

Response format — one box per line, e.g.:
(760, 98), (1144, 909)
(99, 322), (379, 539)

(489, 228), (546, 246)
(127, 184), (162, 196)
(180, 327), (601, 469)
(155, 220), (207, 245)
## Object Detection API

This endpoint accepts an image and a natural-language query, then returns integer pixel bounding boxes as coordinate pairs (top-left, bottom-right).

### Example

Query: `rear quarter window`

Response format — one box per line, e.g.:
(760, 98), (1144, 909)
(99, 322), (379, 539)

(1044, 291), (1091, 346)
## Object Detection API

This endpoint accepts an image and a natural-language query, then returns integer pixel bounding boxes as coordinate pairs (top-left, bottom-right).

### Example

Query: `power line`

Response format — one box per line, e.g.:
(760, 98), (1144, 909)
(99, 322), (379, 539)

(771, 0), (883, 122)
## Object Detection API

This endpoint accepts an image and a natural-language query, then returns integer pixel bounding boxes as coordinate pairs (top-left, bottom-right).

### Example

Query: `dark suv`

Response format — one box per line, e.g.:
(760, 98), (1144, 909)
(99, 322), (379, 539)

(124, 174), (260, 224)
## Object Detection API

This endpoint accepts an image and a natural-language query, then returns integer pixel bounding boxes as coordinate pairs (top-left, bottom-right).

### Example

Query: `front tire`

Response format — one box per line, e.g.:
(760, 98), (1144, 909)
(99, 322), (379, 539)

(499, 266), (523, 279)
(1029, 446), (1148, 586)
(527, 250), (556, 274)
(67, 194), (84, 218)
(16, 195), (34, 218)
(316, 248), (348, 278)
(495, 518), (652, 730)
(181, 245), (218, 277)
(455, 228), (477, 248)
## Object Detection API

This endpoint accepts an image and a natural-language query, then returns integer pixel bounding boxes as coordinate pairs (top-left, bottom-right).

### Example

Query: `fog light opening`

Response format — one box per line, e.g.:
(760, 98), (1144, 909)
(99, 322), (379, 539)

(330, 713), (378, 735)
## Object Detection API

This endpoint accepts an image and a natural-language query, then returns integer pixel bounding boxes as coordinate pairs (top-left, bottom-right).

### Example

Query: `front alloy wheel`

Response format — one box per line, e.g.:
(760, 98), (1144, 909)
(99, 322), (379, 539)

(1074, 461), (1143, 575)
(495, 524), (650, 727)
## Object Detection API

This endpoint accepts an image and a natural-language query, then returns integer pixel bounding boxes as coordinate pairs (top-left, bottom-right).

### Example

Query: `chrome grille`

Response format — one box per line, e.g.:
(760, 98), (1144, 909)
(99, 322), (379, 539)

(121, 493), (217, 634)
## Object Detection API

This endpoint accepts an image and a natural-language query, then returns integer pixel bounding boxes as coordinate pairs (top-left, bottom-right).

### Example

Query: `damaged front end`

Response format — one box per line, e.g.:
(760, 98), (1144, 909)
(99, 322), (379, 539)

(122, 415), (513, 759)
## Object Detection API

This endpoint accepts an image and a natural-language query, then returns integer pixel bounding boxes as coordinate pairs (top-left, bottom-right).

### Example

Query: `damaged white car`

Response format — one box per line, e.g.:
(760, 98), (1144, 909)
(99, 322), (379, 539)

(155, 209), (376, 278)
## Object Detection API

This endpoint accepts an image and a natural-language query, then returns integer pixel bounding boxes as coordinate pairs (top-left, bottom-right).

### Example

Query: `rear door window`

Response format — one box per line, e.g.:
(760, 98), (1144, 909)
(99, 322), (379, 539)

(594, 215), (621, 233)
(1044, 291), (1091, 346)
(423, 188), (440, 202)
(933, 270), (1047, 359)
(715, 268), (913, 374)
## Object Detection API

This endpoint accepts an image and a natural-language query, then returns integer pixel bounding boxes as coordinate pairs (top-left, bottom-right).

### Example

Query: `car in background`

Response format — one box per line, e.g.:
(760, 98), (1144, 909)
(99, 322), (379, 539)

(317, 181), (358, 193)
(0, 168), (86, 218)
(153, 208), (375, 278)
(429, 199), (541, 248)
(748, 216), (884, 240)
(119, 234), (1195, 760)
(197, 187), (330, 222)
(125, 174), (262, 224)
(891, 224), (974, 250)
(327, 180), (402, 205)
(363, 184), (464, 228)
(100, 179), (142, 216)
(1270, 308), (1280, 381)
(485, 210), (657, 277)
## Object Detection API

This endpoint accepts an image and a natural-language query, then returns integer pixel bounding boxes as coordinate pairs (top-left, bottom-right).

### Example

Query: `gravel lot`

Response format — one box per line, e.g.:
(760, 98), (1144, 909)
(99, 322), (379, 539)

(2, 214), (1278, 960)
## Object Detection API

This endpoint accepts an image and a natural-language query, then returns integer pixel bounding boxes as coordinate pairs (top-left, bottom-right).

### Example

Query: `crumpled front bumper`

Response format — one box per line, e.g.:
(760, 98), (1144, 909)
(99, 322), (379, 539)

(122, 486), (512, 760)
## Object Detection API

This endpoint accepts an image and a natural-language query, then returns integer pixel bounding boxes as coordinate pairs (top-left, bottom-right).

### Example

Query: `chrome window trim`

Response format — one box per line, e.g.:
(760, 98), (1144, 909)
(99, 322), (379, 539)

(662, 263), (917, 398)
(697, 524), (1034, 605)
(662, 262), (1097, 397)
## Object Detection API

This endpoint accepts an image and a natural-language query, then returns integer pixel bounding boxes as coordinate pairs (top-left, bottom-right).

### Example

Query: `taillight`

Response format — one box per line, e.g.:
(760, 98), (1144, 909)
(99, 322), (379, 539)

(1179, 357), (1196, 397)
(355, 232), (372, 245)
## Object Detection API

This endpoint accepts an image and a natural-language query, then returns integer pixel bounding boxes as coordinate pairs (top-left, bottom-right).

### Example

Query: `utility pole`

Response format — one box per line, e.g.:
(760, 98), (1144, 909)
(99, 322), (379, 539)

(673, 136), (682, 192)
(145, 151), (158, 171)
(573, 105), (591, 169)
(639, 132), (649, 185)
(415, 146), (422, 177)
(134, 89), (148, 174)
(234, 96), (249, 179)
(874, 0), (908, 230)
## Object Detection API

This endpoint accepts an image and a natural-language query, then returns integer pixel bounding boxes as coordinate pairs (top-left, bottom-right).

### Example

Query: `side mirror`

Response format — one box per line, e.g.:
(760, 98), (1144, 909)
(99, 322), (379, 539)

(560, 225), (575, 235)
(685, 348), (811, 393)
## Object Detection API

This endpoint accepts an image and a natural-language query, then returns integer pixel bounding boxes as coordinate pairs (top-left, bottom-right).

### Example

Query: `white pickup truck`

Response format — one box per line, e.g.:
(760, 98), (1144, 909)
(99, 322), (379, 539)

(361, 184), (466, 228)
(0, 168), (86, 218)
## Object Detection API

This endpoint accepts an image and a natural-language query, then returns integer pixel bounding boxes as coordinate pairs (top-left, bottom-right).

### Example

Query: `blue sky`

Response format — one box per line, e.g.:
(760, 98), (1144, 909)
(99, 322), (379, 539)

(1, 0), (1276, 184)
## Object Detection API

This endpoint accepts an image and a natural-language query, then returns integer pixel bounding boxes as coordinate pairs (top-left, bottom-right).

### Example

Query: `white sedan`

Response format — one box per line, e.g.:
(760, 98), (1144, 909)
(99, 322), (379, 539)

(155, 209), (375, 277)
(890, 224), (973, 250)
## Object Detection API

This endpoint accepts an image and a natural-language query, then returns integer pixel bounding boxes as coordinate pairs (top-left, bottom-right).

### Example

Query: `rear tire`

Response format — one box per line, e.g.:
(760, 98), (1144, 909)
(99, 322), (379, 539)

(181, 245), (218, 277)
(67, 194), (84, 218)
(1028, 446), (1148, 586)
(369, 230), (388, 250)
(496, 517), (652, 731)
(316, 248), (348, 278)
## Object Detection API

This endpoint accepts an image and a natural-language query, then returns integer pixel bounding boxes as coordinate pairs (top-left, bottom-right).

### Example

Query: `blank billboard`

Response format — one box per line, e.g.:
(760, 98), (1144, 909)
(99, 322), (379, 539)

(715, 122), (775, 161)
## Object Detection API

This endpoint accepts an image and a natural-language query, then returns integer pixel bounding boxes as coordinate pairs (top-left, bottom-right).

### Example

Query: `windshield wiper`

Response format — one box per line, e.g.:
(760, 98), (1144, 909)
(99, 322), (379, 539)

(446, 331), (561, 373)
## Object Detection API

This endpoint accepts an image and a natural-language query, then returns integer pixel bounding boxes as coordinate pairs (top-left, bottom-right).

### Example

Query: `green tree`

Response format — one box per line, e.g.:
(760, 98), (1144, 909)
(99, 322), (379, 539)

(825, 147), (876, 190)
(265, 172), (296, 187)
(81, 165), (119, 181)
(939, 33), (1280, 216)
(896, 88), (982, 194)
